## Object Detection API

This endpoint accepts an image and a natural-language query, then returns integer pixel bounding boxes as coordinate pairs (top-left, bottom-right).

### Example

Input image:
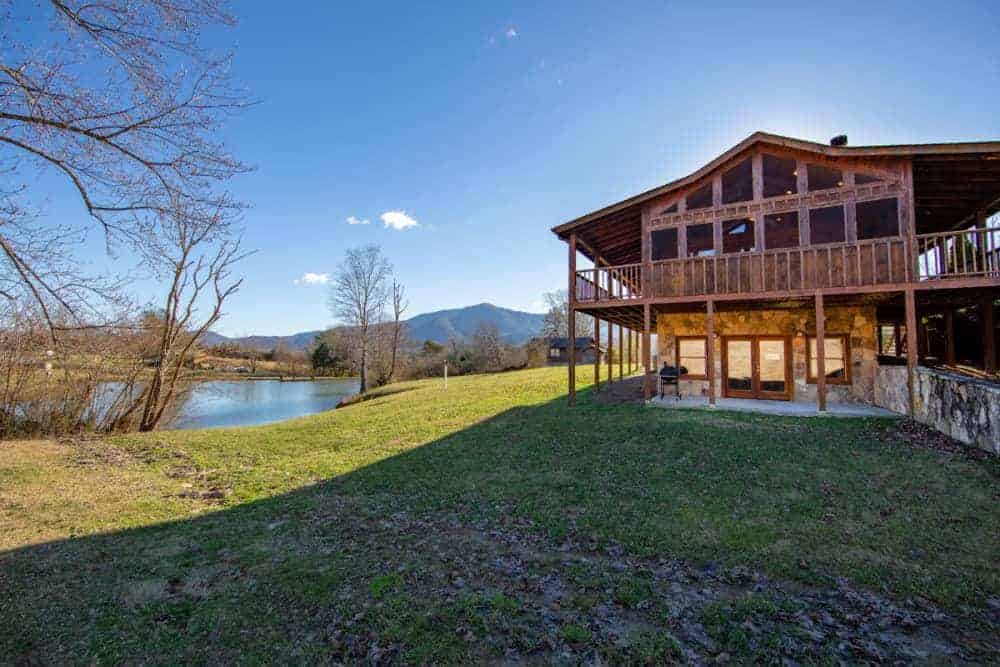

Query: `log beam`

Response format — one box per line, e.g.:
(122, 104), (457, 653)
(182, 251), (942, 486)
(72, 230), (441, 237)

(568, 234), (577, 406)
(815, 291), (826, 413)
(905, 288), (918, 416)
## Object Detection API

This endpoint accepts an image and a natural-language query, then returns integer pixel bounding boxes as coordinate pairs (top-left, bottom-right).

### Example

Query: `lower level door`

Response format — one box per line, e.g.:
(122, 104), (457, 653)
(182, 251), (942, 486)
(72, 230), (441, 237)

(723, 336), (791, 400)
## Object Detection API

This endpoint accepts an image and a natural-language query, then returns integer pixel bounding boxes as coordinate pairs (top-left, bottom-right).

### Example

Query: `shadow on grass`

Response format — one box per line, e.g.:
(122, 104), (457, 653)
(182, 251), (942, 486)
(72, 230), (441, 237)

(1, 388), (997, 662)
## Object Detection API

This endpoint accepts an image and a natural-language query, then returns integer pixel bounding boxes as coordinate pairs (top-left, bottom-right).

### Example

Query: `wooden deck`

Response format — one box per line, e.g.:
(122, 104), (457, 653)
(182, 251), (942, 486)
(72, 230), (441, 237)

(574, 227), (1000, 303)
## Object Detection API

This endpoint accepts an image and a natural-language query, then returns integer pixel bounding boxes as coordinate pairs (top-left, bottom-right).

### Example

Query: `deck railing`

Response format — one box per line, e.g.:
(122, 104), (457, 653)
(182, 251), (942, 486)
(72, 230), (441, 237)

(573, 229), (1000, 302)
(916, 226), (1000, 280)
(646, 237), (907, 298)
(574, 263), (642, 302)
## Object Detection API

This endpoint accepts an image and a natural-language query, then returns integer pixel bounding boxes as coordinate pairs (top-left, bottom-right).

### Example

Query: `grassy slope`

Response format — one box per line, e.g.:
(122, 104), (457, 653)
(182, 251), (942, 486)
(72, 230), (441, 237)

(1, 367), (997, 662)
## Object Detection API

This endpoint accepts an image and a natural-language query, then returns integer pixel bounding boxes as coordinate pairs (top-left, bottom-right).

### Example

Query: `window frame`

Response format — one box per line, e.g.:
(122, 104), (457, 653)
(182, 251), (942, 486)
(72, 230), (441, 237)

(721, 157), (753, 204)
(722, 217), (756, 254)
(651, 227), (679, 261)
(686, 222), (716, 257)
(676, 335), (708, 380)
(808, 204), (846, 246)
(806, 334), (851, 385)
(763, 210), (800, 250)
(856, 197), (900, 240)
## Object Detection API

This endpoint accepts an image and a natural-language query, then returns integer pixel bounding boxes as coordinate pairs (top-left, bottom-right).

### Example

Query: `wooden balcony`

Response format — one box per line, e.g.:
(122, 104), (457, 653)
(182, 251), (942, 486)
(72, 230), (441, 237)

(572, 228), (1000, 303)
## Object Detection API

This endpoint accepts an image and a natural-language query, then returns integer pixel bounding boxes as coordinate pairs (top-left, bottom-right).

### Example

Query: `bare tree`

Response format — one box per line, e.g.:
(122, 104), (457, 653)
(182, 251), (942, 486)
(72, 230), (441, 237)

(122, 209), (248, 431)
(329, 245), (391, 393)
(472, 322), (504, 372)
(541, 290), (593, 338)
(388, 280), (408, 382)
(1, 0), (250, 335)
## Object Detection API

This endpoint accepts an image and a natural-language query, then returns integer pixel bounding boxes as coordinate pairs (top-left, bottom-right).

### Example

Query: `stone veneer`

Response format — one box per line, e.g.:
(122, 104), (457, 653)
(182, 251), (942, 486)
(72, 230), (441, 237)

(875, 365), (1000, 455)
(656, 306), (878, 405)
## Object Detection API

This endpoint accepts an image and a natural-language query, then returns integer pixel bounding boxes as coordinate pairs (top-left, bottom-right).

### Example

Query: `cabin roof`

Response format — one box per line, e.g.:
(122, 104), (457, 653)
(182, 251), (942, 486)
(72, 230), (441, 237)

(552, 131), (1000, 265)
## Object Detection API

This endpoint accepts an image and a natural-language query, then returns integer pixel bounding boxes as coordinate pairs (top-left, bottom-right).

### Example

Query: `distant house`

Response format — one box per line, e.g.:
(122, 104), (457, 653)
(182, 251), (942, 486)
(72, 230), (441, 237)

(546, 336), (600, 364)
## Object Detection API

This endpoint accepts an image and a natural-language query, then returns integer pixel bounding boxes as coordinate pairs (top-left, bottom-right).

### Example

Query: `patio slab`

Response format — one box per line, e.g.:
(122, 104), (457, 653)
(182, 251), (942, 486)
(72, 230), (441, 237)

(648, 394), (900, 418)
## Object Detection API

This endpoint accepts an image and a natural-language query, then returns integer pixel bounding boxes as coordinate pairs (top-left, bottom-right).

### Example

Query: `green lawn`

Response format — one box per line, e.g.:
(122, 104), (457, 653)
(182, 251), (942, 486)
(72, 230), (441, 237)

(1, 367), (997, 663)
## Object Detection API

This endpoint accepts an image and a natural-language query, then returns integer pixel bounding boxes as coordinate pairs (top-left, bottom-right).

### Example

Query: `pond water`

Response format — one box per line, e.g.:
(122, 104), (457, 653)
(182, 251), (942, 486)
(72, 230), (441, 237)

(166, 379), (360, 430)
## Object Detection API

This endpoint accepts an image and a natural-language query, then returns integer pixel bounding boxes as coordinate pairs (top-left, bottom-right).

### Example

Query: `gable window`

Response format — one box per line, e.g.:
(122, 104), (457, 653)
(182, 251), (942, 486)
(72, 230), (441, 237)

(651, 228), (679, 261)
(764, 211), (799, 249)
(807, 163), (843, 191)
(721, 158), (753, 204)
(686, 183), (713, 210)
(662, 202), (678, 214)
(808, 335), (850, 384)
(762, 154), (797, 198)
(809, 205), (846, 245)
(856, 198), (899, 239)
(855, 173), (882, 185)
(722, 218), (755, 253)
(677, 336), (707, 378)
(686, 223), (715, 256)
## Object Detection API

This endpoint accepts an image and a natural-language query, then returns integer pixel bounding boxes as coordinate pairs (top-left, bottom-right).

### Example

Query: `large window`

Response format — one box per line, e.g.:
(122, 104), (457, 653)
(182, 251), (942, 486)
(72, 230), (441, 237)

(762, 154), (797, 198)
(856, 198), (899, 239)
(677, 336), (707, 378)
(808, 335), (850, 384)
(722, 218), (755, 253)
(855, 172), (882, 185)
(686, 223), (715, 256)
(807, 163), (843, 191)
(809, 205), (846, 245)
(764, 211), (799, 249)
(686, 183), (713, 210)
(651, 228), (678, 261)
(722, 158), (753, 204)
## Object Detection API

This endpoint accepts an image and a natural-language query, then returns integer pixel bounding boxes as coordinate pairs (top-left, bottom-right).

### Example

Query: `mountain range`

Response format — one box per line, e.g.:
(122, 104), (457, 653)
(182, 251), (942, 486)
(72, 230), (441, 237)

(202, 303), (546, 351)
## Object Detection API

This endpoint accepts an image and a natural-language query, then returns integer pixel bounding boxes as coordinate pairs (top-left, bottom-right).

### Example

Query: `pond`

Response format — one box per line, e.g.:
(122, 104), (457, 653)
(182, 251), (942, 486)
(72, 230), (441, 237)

(165, 379), (360, 430)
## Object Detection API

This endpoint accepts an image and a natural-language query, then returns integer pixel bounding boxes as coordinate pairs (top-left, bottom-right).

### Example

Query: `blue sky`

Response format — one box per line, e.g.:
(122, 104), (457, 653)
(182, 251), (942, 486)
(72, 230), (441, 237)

(32, 1), (1000, 335)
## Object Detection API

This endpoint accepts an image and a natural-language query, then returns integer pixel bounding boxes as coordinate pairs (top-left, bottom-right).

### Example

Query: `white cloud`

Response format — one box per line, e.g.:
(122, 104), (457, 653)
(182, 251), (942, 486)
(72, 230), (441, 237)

(346, 216), (370, 225)
(505, 26), (518, 39)
(294, 272), (330, 286)
(380, 210), (419, 230)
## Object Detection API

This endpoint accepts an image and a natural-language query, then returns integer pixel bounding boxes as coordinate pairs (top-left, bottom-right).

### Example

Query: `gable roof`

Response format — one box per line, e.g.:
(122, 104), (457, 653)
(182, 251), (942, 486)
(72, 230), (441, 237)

(552, 131), (1000, 263)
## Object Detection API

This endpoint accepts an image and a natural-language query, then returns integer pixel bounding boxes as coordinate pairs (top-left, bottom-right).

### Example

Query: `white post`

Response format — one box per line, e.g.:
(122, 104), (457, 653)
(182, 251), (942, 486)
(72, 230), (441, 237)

(444, 361), (448, 389)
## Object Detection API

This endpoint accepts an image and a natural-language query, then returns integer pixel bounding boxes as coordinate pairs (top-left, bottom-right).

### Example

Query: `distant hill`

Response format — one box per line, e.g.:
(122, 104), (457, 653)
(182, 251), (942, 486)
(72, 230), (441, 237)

(203, 303), (545, 351)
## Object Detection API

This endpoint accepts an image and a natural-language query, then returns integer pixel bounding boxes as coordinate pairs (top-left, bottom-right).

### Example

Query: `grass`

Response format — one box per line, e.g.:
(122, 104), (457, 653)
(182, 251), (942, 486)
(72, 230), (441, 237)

(0, 366), (997, 663)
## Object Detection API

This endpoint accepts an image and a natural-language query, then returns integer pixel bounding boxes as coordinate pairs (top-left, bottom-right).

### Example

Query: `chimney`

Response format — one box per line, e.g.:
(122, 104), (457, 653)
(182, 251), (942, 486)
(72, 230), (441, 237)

(830, 134), (848, 147)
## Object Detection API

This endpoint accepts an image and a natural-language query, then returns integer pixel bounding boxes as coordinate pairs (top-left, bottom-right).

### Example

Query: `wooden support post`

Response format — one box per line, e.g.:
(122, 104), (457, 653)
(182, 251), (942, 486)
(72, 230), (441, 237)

(594, 317), (601, 393)
(607, 318), (613, 384)
(618, 324), (623, 380)
(643, 304), (651, 401)
(627, 326), (632, 375)
(983, 297), (996, 375)
(815, 292), (826, 413)
(568, 234), (577, 405)
(706, 299), (716, 406)
(905, 288), (918, 416)
(944, 309), (956, 366)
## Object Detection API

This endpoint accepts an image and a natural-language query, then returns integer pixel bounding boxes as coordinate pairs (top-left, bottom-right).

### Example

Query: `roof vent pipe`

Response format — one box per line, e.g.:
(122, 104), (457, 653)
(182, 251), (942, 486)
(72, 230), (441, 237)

(830, 134), (848, 147)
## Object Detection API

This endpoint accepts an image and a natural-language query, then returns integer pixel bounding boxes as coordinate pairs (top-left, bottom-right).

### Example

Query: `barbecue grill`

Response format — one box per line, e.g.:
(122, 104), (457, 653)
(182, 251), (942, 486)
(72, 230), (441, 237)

(658, 363), (687, 400)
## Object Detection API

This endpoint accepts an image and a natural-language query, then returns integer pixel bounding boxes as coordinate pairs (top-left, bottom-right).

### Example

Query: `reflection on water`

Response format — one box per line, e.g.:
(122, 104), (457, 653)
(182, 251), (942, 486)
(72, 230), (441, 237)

(166, 379), (360, 430)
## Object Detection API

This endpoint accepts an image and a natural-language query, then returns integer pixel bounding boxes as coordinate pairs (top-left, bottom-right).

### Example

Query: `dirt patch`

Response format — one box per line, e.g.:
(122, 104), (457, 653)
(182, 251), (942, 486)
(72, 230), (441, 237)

(593, 376), (646, 404)
(309, 498), (998, 663)
(885, 419), (996, 461)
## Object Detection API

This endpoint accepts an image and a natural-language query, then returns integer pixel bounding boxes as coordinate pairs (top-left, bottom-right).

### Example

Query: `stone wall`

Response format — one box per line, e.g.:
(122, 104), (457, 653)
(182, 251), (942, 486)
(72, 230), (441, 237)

(656, 306), (878, 405)
(875, 366), (1000, 454)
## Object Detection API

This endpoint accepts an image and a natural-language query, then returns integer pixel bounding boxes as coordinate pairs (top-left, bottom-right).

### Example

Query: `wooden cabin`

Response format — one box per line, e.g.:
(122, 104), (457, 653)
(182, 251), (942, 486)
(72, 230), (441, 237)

(552, 132), (1000, 445)
(545, 337), (601, 365)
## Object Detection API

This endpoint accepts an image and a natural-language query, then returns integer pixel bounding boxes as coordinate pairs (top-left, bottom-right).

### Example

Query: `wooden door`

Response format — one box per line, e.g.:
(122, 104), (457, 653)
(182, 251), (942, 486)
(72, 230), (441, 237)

(722, 336), (792, 400)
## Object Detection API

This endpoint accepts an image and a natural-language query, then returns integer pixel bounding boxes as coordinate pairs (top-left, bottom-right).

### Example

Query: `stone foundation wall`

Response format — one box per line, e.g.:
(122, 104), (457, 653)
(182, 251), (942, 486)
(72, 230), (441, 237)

(875, 366), (1000, 454)
(656, 306), (878, 405)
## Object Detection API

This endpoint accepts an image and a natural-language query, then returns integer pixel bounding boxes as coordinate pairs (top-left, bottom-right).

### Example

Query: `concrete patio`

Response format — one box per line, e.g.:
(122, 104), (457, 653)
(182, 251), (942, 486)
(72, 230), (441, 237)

(648, 394), (899, 418)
